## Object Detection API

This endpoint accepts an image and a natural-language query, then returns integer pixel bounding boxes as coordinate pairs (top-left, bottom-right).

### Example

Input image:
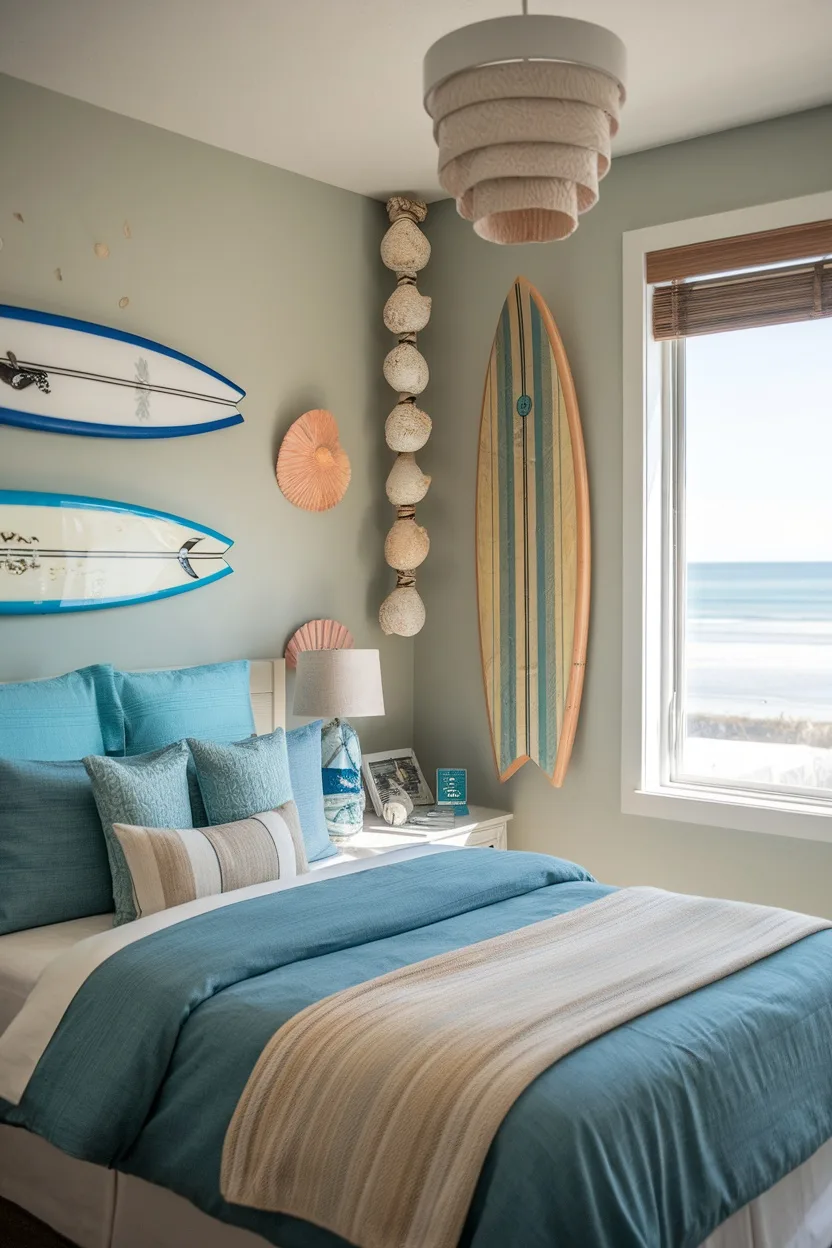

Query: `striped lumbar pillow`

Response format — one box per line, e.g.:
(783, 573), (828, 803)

(110, 803), (308, 920)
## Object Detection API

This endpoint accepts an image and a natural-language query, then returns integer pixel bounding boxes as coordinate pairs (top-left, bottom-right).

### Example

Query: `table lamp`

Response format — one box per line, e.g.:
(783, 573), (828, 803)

(293, 649), (385, 838)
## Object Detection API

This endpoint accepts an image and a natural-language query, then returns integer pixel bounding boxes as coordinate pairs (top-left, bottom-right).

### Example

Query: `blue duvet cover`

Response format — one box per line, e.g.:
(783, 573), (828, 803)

(2, 849), (832, 1248)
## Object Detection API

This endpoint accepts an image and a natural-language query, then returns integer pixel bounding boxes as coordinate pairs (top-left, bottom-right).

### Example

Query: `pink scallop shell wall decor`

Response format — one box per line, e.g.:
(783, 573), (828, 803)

(284, 618), (355, 669)
(276, 409), (351, 511)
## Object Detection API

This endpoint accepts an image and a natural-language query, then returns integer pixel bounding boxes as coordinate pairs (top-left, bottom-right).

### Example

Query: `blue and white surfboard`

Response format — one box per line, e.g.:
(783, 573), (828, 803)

(0, 491), (233, 613)
(0, 306), (244, 438)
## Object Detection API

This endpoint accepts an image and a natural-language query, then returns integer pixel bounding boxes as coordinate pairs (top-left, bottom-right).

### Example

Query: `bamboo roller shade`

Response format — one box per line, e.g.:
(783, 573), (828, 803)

(649, 217), (832, 340)
(653, 260), (832, 340)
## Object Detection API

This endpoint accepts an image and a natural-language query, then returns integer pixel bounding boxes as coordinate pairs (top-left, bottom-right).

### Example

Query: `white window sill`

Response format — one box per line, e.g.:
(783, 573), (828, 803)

(622, 783), (832, 845)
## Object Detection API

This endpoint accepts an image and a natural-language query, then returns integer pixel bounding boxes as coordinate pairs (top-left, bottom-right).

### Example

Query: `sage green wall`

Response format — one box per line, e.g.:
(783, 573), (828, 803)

(0, 74), (410, 748)
(415, 105), (832, 915)
(5, 73), (832, 906)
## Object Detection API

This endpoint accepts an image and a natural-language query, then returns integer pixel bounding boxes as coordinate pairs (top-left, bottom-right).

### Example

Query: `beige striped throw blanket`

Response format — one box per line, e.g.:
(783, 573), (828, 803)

(221, 886), (830, 1248)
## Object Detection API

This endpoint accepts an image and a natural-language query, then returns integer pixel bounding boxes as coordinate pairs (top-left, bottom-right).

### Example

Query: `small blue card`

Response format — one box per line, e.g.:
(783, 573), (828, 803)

(436, 768), (468, 815)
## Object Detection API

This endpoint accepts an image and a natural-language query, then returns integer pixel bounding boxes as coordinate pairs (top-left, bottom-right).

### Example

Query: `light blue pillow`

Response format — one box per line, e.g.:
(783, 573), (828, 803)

(0, 665), (123, 760)
(84, 742), (193, 926)
(287, 720), (338, 861)
(116, 661), (254, 756)
(189, 730), (293, 828)
(0, 759), (113, 935)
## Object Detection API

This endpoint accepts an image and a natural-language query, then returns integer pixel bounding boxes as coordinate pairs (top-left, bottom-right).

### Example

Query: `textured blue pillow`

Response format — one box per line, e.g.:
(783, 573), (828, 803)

(189, 730), (293, 828)
(0, 665), (122, 760)
(84, 742), (193, 926)
(116, 661), (254, 756)
(287, 720), (338, 861)
(0, 759), (113, 935)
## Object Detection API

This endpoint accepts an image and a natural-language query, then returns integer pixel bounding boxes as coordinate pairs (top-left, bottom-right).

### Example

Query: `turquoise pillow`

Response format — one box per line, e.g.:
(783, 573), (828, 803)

(287, 720), (337, 861)
(0, 759), (113, 935)
(0, 665), (122, 760)
(189, 730), (293, 827)
(116, 661), (254, 756)
(84, 742), (193, 926)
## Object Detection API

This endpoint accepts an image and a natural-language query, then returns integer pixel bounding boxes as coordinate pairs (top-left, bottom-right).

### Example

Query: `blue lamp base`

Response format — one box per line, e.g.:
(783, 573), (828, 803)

(321, 717), (365, 838)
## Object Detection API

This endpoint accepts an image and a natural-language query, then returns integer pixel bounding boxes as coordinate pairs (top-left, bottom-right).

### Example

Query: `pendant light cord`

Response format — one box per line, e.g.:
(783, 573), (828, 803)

(521, 0), (529, 12)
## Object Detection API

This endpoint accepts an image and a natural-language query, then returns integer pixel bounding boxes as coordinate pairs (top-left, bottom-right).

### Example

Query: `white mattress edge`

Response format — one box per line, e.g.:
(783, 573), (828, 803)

(0, 842), (453, 1105)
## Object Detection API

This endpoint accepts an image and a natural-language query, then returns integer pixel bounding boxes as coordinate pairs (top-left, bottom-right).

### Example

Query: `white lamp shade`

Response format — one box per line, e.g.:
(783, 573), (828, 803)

(293, 649), (385, 719)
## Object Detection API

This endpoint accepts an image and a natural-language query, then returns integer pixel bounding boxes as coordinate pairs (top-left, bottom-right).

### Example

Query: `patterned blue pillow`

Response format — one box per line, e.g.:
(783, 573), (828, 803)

(0, 759), (113, 935)
(116, 661), (254, 756)
(84, 742), (193, 926)
(0, 665), (123, 760)
(188, 730), (293, 827)
(287, 720), (338, 862)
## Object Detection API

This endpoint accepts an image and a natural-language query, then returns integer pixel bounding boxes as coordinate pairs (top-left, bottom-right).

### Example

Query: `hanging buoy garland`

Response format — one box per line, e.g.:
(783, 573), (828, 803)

(379, 196), (432, 637)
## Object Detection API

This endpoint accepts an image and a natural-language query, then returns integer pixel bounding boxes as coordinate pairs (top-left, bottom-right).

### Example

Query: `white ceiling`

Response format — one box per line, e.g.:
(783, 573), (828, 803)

(2, 0), (831, 201)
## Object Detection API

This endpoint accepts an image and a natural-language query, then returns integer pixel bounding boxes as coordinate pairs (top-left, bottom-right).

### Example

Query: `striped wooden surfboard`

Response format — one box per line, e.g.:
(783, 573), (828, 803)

(476, 277), (590, 787)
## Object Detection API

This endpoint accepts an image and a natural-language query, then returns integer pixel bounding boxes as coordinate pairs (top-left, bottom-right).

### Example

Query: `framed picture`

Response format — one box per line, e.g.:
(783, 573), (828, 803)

(362, 748), (434, 817)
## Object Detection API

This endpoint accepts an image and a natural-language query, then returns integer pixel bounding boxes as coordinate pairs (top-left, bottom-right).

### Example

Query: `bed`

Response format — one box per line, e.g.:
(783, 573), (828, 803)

(2, 658), (832, 1248)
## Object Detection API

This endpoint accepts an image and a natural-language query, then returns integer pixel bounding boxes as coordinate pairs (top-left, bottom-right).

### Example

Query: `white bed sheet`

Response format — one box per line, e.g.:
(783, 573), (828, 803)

(0, 847), (356, 1037)
(0, 914), (112, 1034)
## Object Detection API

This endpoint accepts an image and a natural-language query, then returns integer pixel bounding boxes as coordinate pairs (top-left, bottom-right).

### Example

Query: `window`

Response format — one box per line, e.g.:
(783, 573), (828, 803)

(672, 319), (832, 797)
(622, 193), (832, 843)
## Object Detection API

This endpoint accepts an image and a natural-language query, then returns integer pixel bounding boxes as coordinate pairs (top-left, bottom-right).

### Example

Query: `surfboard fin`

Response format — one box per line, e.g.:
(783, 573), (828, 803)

(178, 538), (202, 579)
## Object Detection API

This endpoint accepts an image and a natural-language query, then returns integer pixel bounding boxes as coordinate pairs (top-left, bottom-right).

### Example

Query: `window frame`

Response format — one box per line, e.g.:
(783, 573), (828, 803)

(621, 189), (832, 845)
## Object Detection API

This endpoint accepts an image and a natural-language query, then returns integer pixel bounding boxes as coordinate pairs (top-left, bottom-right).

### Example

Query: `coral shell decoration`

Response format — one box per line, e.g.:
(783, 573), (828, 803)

(276, 409), (351, 511)
(284, 618), (355, 670)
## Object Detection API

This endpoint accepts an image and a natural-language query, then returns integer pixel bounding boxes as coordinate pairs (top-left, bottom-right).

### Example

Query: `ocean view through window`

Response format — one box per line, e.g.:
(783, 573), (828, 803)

(675, 319), (832, 798)
(623, 198), (832, 840)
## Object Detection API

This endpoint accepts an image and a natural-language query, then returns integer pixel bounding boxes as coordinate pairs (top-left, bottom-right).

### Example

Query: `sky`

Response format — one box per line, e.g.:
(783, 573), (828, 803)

(685, 318), (832, 562)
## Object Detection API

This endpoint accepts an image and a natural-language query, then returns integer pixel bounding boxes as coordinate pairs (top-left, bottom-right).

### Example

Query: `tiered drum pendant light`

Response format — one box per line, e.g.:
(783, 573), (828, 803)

(423, 2), (627, 244)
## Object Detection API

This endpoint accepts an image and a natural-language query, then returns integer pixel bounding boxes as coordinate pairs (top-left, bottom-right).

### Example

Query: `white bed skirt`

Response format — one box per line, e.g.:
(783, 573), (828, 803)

(0, 1126), (265, 1248)
(3, 1125), (832, 1248)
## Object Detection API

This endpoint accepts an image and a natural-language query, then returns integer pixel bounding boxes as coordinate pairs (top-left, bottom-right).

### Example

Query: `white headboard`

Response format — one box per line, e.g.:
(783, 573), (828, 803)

(2, 658), (287, 737)
(249, 659), (286, 735)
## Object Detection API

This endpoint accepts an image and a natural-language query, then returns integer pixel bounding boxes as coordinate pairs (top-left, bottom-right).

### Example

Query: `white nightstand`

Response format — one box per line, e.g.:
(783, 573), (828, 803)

(331, 805), (513, 858)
